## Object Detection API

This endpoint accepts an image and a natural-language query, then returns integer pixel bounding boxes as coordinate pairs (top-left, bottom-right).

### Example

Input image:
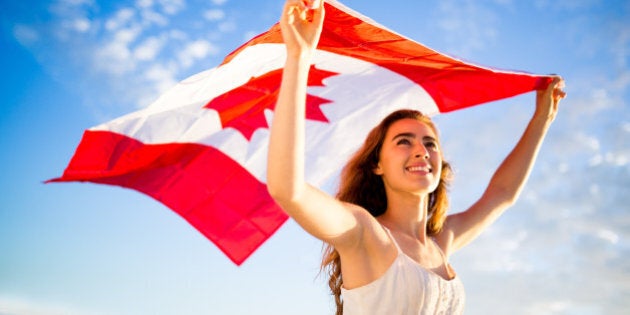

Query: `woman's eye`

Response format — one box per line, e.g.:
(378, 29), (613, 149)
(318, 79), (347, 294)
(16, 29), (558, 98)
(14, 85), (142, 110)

(425, 142), (438, 150)
(397, 139), (411, 145)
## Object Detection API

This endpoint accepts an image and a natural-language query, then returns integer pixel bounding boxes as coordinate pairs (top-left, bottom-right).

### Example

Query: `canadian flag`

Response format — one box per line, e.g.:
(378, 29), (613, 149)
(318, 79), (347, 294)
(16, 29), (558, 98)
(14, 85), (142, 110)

(50, 0), (551, 265)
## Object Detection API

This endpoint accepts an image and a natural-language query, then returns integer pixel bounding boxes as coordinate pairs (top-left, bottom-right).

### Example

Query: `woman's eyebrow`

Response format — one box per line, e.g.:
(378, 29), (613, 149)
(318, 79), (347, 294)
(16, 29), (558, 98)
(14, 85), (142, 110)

(423, 136), (437, 142)
(392, 133), (437, 143)
(392, 132), (415, 141)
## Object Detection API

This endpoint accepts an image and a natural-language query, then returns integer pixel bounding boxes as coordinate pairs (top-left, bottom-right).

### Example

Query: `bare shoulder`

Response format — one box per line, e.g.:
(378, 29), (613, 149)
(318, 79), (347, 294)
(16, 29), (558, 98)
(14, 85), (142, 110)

(335, 203), (399, 289)
(338, 203), (392, 249)
(343, 205), (397, 261)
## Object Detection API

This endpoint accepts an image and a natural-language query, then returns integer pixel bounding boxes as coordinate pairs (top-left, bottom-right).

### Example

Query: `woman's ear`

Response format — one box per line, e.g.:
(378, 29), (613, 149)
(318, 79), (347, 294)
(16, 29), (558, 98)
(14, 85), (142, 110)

(373, 162), (384, 175)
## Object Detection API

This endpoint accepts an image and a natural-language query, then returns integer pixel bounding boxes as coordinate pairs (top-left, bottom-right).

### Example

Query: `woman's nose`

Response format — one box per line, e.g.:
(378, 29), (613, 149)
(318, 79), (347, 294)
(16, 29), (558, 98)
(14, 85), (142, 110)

(414, 145), (429, 159)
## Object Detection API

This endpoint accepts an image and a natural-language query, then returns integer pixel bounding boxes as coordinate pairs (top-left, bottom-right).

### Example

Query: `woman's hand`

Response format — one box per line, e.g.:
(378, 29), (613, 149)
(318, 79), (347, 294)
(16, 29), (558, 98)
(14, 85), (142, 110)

(280, 0), (325, 58)
(535, 76), (566, 123)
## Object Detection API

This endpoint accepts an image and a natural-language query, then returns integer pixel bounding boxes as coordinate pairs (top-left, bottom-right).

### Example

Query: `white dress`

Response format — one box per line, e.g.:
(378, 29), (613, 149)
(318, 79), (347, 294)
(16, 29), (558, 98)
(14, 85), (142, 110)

(341, 228), (465, 315)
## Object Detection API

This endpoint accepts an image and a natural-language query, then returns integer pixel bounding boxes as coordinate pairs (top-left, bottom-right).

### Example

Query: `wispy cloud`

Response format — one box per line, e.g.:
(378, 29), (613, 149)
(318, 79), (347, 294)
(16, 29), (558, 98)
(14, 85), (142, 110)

(12, 24), (40, 46)
(105, 8), (137, 31)
(438, 4), (630, 306)
(154, 0), (186, 15)
(177, 39), (219, 68)
(8, 0), (244, 115)
(0, 296), (109, 315)
(133, 36), (167, 61)
(446, 71), (630, 313)
(203, 9), (225, 21)
(434, 0), (501, 57)
(534, 0), (601, 11)
(211, 0), (228, 5)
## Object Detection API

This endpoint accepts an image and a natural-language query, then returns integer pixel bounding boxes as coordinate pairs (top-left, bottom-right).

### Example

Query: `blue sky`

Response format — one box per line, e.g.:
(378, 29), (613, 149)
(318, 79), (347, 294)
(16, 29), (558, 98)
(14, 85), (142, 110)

(1, 0), (628, 314)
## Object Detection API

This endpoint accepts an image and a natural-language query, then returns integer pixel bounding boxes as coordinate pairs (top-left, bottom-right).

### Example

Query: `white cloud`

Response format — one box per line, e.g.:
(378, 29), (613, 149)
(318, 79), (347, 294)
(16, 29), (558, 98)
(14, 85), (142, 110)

(94, 25), (145, 75)
(218, 20), (236, 33)
(168, 29), (188, 41)
(95, 44), (134, 75)
(64, 18), (91, 33)
(45, 0), (96, 41)
(58, 0), (94, 6)
(611, 26), (629, 69)
(177, 39), (219, 68)
(105, 8), (136, 31)
(139, 7), (169, 26)
(134, 0), (169, 26)
(526, 300), (603, 314)
(140, 63), (179, 101)
(435, 0), (499, 57)
(12, 24), (39, 46)
(605, 151), (628, 167)
(607, 33), (630, 120)
(116, 26), (142, 45)
(597, 229), (620, 244)
(136, 0), (153, 8)
(589, 154), (603, 167)
(8, 0), (238, 113)
(134, 36), (166, 61)
(44, 0), (227, 110)
(534, 0), (601, 10)
(0, 296), (107, 315)
(158, 0), (186, 15)
(456, 228), (534, 273)
(49, 0), (95, 17)
(76, 18), (92, 32)
(203, 9), (225, 21)
(144, 63), (177, 85)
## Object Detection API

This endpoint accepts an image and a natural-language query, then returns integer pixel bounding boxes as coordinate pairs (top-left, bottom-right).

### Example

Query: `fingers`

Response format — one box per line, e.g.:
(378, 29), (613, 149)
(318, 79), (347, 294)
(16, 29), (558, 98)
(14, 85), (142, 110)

(310, 0), (325, 24)
(304, 0), (322, 9)
(547, 76), (563, 90)
(280, 0), (325, 55)
(283, 0), (324, 22)
(551, 76), (567, 101)
(534, 75), (566, 120)
(282, 0), (303, 21)
(554, 88), (567, 100)
(284, 1), (322, 14)
(543, 76), (566, 101)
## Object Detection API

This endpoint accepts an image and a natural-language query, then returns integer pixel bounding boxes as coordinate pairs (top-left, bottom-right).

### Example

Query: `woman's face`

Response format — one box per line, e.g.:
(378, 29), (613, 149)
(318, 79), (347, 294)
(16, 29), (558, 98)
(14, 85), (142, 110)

(374, 118), (443, 196)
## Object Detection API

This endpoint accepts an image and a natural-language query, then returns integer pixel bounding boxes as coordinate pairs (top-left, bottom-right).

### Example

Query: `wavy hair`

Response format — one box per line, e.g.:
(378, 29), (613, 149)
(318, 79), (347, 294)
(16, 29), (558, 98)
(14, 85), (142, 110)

(321, 109), (453, 315)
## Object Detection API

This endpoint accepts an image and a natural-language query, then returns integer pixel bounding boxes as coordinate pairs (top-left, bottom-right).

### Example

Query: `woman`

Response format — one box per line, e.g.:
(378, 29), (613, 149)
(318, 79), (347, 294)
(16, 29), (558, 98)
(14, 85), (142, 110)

(267, 1), (566, 314)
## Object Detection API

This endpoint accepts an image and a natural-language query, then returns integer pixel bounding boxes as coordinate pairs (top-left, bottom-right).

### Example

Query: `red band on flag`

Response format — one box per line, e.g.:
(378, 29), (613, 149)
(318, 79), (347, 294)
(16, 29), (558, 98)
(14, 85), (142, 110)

(49, 130), (287, 265)
(224, 2), (551, 113)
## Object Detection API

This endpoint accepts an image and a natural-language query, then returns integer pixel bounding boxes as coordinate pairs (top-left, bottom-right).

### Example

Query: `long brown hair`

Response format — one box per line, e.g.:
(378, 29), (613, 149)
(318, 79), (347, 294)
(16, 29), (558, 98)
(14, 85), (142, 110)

(321, 109), (453, 315)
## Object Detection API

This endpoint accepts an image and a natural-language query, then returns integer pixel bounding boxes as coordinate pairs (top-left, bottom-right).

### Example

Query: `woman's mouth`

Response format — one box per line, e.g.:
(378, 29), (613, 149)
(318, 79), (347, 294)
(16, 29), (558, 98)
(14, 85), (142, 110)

(406, 165), (432, 173)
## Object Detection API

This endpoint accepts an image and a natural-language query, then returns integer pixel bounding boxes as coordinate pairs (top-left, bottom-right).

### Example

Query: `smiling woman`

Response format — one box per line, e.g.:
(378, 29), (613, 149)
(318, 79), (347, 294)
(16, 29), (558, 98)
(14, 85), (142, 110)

(321, 110), (458, 313)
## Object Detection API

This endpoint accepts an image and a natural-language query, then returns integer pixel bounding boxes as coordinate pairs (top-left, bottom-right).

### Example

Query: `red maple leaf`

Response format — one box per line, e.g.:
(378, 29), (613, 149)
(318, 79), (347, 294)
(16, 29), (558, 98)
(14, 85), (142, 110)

(205, 65), (338, 140)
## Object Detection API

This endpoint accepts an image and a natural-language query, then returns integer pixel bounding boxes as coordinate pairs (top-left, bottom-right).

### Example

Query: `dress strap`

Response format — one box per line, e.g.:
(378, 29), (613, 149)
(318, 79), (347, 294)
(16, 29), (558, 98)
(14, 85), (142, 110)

(380, 225), (402, 254)
(430, 237), (457, 279)
(430, 237), (448, 262)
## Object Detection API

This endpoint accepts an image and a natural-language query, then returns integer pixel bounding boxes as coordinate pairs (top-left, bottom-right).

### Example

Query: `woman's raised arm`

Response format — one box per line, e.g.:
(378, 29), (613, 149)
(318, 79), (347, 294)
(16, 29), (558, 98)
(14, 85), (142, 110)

(440, 77), (567, 253)
(267, 0), (370, 248)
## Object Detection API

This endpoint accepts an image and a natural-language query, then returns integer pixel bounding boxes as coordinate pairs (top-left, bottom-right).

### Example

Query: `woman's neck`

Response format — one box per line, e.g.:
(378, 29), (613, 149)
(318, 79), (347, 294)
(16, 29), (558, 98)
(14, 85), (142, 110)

(378, 192), (430, 243)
